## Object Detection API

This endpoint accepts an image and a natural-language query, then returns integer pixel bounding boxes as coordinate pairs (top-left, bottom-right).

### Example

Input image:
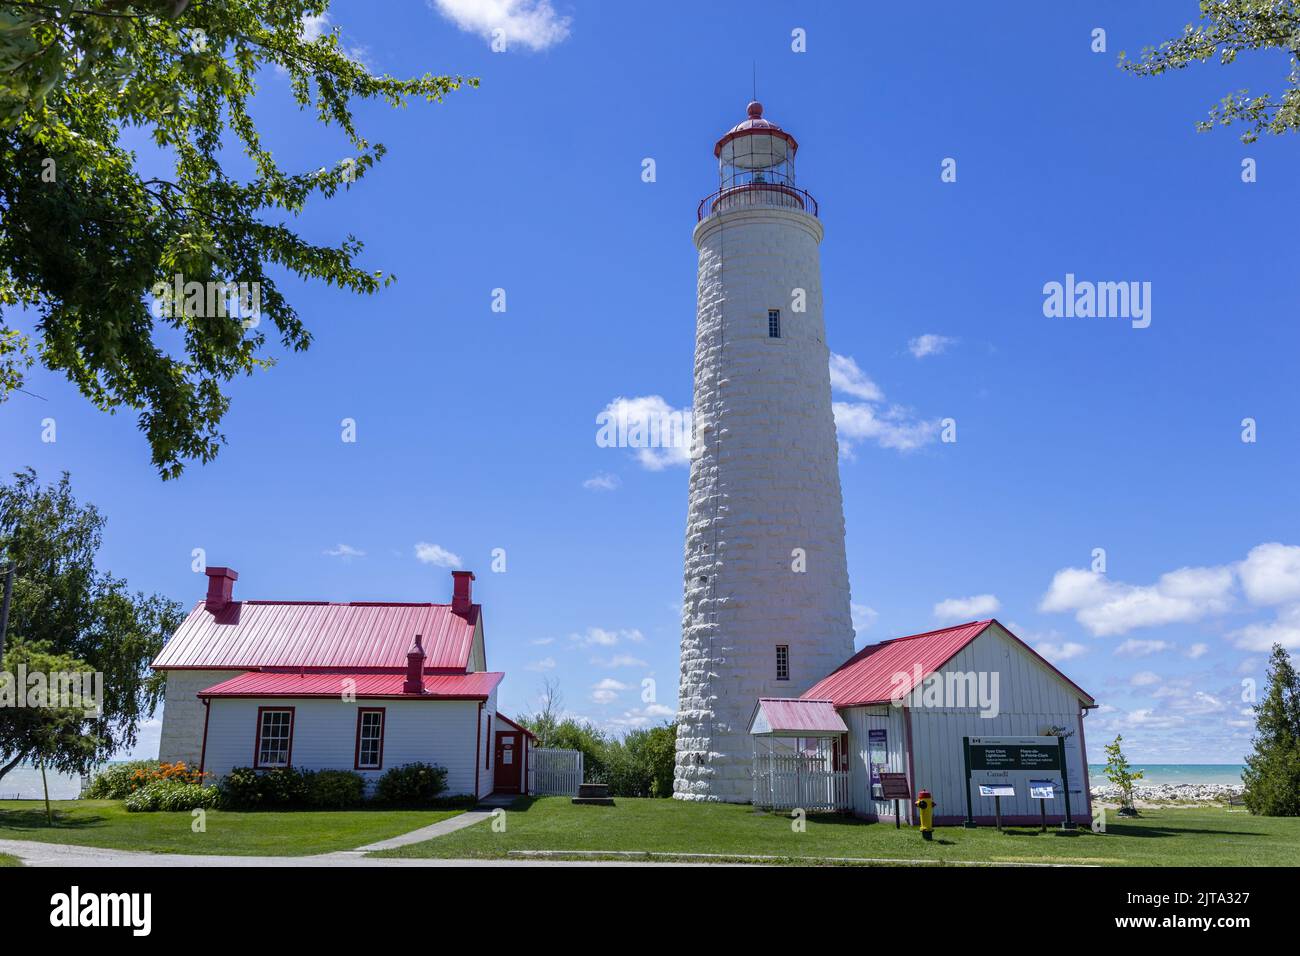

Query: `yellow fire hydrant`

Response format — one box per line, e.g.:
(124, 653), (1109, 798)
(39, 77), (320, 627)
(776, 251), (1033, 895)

(916, 789), (935, 841)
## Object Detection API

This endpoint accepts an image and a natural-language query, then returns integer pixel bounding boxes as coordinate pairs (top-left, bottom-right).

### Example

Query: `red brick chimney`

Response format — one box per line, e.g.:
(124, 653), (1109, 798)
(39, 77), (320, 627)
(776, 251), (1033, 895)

(403, 634), (426, 694)
(204, 567), (238, 613)
(451, 570), (475, 615)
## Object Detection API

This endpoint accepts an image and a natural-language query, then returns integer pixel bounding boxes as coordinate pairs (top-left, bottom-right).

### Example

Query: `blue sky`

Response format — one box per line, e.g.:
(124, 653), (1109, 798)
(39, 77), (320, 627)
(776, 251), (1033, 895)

(3, 1), (1298, 764)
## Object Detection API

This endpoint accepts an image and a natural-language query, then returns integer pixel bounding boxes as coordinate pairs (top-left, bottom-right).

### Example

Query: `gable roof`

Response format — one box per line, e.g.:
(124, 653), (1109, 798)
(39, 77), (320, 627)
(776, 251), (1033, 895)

(197, 670), (503, 700)
(152, 600), (481, 672)
(802, 619), (1094, 708)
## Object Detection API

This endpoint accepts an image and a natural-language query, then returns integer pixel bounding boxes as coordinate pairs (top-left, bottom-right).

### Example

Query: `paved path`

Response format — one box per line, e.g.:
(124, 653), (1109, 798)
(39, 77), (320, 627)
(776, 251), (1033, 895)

(354, 793), (513, 851)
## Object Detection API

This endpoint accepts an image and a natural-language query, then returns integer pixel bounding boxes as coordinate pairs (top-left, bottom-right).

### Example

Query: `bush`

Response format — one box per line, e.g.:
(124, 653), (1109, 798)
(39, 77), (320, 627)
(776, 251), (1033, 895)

(259, 766), (310, 807)
(124, 781), (219, 813)
(305, 769), (365, 809)
(216, 767), (265, 809)
(603, 724), (677, 797)
(85, 760), (161, 799)
(374, 762), (448, 805)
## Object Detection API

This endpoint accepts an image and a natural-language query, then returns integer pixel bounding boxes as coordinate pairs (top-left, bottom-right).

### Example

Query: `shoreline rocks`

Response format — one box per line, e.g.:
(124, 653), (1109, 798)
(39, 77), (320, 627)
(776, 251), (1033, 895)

(1090, 782), (1244, 803)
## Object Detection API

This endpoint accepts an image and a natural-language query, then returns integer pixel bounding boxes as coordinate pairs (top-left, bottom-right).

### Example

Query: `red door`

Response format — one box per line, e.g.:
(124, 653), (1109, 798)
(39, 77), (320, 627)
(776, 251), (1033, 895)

(494, 731), (522, 793)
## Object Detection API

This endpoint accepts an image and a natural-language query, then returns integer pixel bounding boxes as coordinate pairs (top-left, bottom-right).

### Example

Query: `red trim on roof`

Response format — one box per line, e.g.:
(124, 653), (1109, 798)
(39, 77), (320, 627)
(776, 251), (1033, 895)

(802, 619), (1094, 708)
(493, 712), (537, 740)
(197, 670), (503, 700)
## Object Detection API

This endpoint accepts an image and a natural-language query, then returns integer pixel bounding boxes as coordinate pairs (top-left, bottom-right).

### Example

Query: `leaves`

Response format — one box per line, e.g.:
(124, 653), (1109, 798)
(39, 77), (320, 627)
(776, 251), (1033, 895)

(1121, 0), (1300, 142)
(0, 2), (476, 477)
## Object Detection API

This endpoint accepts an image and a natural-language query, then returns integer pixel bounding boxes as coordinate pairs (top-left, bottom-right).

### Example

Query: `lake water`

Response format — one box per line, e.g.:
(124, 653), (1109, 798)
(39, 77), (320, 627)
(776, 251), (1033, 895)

(0, 765), (87, 801)
(1087, 764), (1244, 786)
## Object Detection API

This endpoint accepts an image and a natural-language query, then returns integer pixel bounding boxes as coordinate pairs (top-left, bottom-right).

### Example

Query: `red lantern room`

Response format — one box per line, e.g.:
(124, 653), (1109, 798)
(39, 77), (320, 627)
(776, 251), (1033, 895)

(700, 101), (817, 220)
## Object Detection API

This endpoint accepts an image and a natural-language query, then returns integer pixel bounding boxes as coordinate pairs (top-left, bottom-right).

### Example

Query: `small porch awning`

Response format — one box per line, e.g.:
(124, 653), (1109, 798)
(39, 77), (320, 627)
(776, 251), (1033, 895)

(747, 698), (847, 737)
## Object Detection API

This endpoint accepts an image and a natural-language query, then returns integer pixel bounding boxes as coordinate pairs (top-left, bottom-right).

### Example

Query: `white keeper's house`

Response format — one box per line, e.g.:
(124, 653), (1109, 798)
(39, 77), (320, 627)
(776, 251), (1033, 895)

(152, 567), (533, 798)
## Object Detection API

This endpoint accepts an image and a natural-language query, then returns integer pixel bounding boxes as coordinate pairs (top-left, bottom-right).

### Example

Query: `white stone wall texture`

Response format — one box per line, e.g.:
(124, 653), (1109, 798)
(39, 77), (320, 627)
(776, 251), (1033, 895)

(674, 205), (856, 802)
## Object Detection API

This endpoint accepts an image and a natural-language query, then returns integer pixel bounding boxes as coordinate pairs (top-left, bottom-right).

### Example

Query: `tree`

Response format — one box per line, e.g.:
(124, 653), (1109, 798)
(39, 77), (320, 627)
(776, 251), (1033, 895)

(1102, 734), (1144, 816)
(1120, 1), (1300, 142)
(1242, 643), (1300, 816)
(0, 468), (183, 782)
(0, 1), (476, 477)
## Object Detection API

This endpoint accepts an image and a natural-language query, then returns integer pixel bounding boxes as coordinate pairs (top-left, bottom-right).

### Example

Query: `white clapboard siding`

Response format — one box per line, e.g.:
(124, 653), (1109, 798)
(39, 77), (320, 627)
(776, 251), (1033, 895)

(202, 697), (482, 796)
(910, 623), (1091, 824)
(529, 748), (583, 796)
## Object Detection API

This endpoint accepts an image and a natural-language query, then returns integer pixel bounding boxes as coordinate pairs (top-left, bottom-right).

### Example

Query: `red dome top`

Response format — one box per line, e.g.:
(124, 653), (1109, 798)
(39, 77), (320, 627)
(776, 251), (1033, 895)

(714, 101), (799, 159)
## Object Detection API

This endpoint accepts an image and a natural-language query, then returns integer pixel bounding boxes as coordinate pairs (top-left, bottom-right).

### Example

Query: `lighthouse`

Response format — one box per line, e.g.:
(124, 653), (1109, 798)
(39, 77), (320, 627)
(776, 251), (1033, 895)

(674, 102), (856, 802)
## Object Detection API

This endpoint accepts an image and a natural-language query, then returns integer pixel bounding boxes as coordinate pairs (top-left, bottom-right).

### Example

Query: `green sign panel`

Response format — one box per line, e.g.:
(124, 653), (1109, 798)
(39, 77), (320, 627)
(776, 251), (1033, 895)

(967, 736), (1062, 771)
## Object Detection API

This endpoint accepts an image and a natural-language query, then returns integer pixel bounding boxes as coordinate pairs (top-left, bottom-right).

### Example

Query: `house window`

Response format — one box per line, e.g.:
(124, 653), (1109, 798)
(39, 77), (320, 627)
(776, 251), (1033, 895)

(776, 644), (790, 681)
(768, 309), (781, 338)
(254, 708), (294, 769)
(354, 708), (385, 770)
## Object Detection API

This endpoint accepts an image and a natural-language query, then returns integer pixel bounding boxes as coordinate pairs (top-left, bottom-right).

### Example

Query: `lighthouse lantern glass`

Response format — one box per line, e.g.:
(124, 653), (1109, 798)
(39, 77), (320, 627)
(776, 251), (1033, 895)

(719, 131), (795, 189)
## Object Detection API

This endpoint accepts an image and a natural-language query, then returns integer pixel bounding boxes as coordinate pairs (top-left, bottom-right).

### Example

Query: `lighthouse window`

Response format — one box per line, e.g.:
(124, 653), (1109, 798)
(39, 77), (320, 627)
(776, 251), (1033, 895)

(768, 309), (781, 338)
(776, 644), (790, 681)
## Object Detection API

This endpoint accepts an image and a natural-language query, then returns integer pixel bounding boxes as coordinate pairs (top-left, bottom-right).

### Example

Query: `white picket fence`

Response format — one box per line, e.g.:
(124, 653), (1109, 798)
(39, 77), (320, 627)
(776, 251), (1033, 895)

(529, 748), (583, 796)
(753, 753), (851, 811)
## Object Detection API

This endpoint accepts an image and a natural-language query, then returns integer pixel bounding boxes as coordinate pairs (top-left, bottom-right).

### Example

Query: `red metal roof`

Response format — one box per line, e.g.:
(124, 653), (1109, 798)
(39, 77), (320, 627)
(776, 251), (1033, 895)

(751, 698), (847, 736)
(494, 712), (538, 740)
(152, 600), (480, 671)
(197, 670), (503, 700)
(802, 620), (1094, 708)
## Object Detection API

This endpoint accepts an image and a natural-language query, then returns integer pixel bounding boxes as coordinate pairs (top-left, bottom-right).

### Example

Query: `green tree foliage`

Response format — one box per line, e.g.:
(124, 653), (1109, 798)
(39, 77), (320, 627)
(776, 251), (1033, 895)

(1102, 734), (1144, 813)
(0, 468), (183, 781)
(1121, 1), (1300, 142)
(0, 1), (475, 476)
(518, 680), (678, 796)
(1242, 643), (1300, 816)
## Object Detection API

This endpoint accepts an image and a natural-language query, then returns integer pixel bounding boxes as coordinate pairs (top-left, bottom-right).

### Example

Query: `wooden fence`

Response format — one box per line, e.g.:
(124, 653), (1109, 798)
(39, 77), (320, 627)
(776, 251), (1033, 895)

(753, 753), (851, 811)
(529, 747), (583, 796)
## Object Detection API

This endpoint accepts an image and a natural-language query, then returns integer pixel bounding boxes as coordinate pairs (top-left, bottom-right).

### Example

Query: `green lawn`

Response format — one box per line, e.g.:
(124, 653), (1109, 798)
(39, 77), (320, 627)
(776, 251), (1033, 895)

(0, 800), (462, 857)
(0, 853), (20, 867)
(371, 796), (1300, 866)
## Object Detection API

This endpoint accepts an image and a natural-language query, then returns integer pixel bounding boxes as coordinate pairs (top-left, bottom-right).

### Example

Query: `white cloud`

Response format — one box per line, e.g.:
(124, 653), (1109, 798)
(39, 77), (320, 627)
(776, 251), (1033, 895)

(1238, 543), (1300, 606)
(593, 654), (648, 668)
(851, 603), (878, 634)
(1039, 565), (1233, 637)
(598, 395), (692, 471)
(429, 0), (572, 51)
(1115, 639), (1173, 657)
(1130, 671), (1162, 687)
(1230, 603), (1300, 651)
(605, 702), (676, 731)
(829, 353), (941, 457)
(324, 543), (365, 559)
(590, 677), (629, 704)
(907, 334), (956, 359)
(414, 542), (462, 567)
(570, 627), (644, 647)
(583, 472), (620, 491)
(526, 657), (556, 671)
(531, 637), (555, 646)
(828, 354), (884, 401)
(933, 593), (1000, 621)
(1187, 642), (1209, 660)
(1035, 640), (1088, 662)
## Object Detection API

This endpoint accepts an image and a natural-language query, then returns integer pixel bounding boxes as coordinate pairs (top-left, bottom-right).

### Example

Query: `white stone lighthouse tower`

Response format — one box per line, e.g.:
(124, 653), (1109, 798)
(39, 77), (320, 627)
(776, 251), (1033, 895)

(674, 102), (856, 802)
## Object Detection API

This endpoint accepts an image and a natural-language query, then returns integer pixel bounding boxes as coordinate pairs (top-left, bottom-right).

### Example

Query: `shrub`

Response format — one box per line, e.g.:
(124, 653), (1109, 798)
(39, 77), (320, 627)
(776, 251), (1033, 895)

(305, 769), (365, 809)
(258, 766), (310, 807)
(374, 762), (448, 805)
(124, 781), (219, 813)
(85, 760), (161, 799)
(217, 767), (265, 809)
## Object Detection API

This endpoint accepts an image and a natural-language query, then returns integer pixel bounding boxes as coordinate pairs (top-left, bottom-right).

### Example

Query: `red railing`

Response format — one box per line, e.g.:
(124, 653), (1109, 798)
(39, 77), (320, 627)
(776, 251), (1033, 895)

(697, 183), (819, 221)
